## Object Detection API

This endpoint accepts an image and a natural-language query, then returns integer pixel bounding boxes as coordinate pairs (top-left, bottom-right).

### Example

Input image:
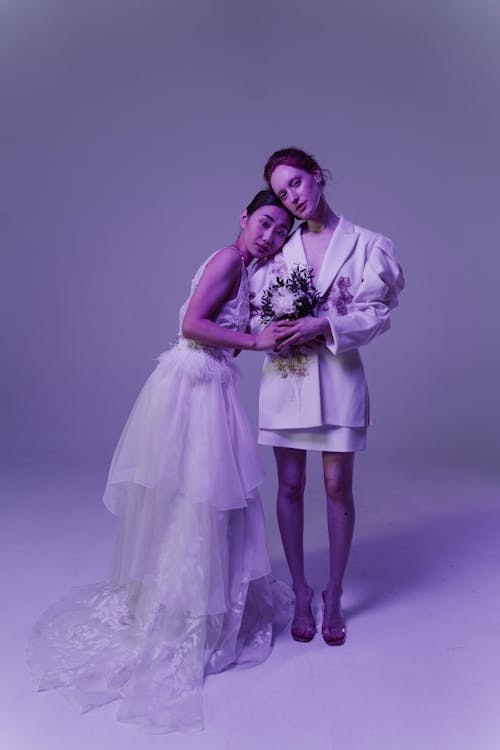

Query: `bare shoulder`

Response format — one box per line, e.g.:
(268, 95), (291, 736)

(203, 245), (242, 280)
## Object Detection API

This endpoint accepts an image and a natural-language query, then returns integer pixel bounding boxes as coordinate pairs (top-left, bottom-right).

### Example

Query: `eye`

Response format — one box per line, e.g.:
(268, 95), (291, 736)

(276, 229), (286, 237)
(279, 191), (287, 200)
(260, 220), (271, 228)
(292, 178), (301, 187)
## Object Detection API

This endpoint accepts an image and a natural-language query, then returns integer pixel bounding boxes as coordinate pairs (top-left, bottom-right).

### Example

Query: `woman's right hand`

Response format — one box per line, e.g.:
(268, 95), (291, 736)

(255, 322), (281, 351)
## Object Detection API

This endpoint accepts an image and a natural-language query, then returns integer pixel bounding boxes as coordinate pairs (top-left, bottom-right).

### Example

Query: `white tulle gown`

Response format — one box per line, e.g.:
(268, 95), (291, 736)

(27, 253), (292, 734)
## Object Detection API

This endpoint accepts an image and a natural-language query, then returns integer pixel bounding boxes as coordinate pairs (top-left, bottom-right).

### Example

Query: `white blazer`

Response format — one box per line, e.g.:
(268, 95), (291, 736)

(249, 216), (404, 430)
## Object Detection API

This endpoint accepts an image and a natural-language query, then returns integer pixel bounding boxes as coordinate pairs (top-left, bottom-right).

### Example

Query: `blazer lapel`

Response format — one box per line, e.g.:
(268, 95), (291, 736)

(282, 226), (308, 270)
(316, 216), (359, 296)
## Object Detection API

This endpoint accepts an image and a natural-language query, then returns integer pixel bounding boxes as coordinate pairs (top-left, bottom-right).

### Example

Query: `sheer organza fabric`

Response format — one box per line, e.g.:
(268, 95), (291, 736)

(27, 254), (292, 733)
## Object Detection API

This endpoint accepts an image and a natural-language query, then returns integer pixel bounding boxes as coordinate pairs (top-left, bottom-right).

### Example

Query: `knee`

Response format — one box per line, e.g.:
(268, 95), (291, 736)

(278, 473), (306, 504)
(324, 478), (353, 507)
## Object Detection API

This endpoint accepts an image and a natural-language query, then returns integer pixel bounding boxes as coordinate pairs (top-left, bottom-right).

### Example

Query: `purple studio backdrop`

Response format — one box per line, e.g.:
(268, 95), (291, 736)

(2, 5), (500, 748)
(1, 0), (499, 473)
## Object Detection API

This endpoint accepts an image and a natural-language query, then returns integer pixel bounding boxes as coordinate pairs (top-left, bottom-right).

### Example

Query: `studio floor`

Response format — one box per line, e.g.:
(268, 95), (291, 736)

(1, 458), (499, 750)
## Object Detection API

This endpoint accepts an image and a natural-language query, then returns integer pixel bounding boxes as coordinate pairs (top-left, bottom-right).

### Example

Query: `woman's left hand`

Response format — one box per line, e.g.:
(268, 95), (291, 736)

(275, 317), (329, 350)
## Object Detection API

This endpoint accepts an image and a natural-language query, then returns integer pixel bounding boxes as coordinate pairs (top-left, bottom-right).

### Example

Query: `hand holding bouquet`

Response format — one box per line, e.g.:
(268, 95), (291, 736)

(253, 264), (324, 378)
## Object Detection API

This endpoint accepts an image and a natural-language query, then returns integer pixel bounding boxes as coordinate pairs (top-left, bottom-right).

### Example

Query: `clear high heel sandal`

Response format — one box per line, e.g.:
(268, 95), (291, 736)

(321, 590), (346, 646)
(291, 587), (316, 643)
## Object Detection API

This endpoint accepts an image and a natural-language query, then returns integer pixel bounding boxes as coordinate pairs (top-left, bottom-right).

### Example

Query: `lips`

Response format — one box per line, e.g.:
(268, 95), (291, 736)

(296, 201), (307, 213)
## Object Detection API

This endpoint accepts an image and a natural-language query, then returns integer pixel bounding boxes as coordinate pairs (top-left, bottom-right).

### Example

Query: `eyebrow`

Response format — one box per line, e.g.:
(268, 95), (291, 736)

(262, 213), (290, 228)
(262, 213), (286, 224)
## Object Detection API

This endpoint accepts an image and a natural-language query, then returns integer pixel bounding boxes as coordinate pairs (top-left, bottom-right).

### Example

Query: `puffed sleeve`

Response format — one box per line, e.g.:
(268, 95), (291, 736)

(326, 235), (404, 356)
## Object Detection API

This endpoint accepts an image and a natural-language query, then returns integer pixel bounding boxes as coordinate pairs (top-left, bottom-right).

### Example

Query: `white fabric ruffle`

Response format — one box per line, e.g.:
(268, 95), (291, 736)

(27, 255), (293, 734)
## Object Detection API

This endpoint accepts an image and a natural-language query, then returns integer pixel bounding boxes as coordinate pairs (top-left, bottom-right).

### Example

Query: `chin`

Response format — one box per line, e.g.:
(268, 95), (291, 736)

(299, 208), (313, 220)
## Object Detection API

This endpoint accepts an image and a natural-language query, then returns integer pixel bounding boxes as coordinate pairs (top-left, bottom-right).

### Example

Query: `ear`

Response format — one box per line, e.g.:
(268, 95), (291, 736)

(240, 209), (248, 229)
(313, 168), (323, 185)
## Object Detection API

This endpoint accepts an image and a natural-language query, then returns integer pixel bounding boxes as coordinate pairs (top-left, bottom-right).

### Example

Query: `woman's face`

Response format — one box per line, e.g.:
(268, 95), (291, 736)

(270, 164), (323, 220)
(240, 205), (292, 259)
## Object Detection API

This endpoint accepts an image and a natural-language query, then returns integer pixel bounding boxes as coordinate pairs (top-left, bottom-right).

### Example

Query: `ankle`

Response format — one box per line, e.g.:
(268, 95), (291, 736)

(323, 584), (343, 599)
(293, 583), (313, 598)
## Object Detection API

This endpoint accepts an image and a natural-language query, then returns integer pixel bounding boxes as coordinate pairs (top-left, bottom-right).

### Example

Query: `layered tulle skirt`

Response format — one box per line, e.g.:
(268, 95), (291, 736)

(27, 341), (292, 733)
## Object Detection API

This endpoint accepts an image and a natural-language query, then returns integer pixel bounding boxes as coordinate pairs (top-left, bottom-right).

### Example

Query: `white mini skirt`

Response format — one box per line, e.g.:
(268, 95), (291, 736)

(258, 424), (367, 452)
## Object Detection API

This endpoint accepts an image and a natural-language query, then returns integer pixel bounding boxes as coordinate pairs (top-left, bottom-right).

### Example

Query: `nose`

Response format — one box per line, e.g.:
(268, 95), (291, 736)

(289, 188), (299, 204)
(262, 225), (274, 242)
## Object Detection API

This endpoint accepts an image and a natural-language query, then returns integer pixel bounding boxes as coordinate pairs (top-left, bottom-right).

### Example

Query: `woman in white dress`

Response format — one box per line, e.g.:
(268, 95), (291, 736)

(249, 148), (404, 646)
(27, 190), (293, 734)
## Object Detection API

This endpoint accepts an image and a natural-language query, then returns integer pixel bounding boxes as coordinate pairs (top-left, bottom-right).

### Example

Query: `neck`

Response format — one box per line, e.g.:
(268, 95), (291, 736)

(306, 197), (339, 234)
(232, 237), (251, 266)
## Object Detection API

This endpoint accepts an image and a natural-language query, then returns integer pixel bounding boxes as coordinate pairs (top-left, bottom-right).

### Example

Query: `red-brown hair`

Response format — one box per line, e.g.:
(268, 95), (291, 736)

(264, 147), (329, 188)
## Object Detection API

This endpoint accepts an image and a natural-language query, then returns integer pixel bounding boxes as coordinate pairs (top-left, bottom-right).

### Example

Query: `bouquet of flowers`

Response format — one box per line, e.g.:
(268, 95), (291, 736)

(259, 264), (322, 325)
(252, 264), (323, 381)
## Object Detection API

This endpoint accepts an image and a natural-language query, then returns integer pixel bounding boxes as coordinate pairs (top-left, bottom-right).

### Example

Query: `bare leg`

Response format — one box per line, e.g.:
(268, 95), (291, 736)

(321, 451), (355, 644)
(274, 446), (315, 641)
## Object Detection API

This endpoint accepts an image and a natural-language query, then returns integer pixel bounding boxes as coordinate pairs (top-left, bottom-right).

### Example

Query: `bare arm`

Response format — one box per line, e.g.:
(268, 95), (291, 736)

(182, 247), (281, 352)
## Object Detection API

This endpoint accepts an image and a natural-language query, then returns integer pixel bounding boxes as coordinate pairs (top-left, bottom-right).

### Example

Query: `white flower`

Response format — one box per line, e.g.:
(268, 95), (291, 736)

(270, 288), (297, 317)
(258, 264), (321, 325)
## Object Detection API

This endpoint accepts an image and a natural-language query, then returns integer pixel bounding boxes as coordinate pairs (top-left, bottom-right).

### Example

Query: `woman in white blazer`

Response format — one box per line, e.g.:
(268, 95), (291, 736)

(249, 147), (404, 645)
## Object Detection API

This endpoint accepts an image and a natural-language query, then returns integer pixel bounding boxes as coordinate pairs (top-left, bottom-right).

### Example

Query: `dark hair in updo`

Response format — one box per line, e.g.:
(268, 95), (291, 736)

(264, 147), (330, 188)
(246, 189), (294, 226)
